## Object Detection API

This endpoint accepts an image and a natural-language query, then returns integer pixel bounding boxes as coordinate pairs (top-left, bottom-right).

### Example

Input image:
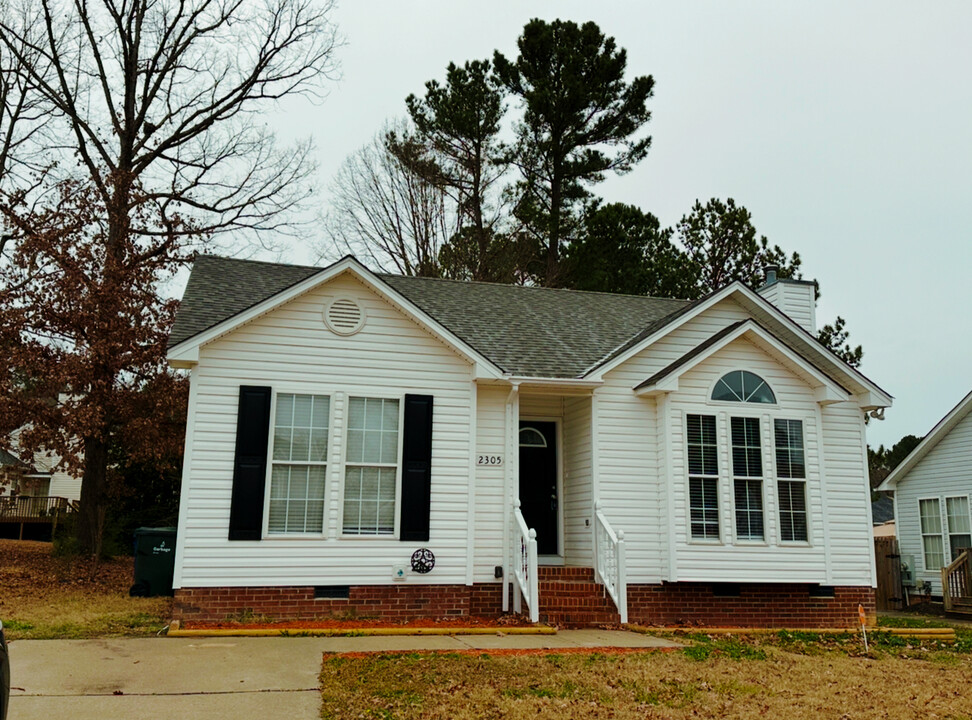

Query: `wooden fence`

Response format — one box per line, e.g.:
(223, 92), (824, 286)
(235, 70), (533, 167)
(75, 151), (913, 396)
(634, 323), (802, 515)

(874, 536), (903, 611)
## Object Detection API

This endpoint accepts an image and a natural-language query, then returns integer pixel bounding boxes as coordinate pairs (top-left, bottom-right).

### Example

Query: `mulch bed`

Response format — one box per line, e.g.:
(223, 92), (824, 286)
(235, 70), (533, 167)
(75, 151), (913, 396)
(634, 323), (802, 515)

(182, 614), (536, 631)
(328, 646), (678, 659)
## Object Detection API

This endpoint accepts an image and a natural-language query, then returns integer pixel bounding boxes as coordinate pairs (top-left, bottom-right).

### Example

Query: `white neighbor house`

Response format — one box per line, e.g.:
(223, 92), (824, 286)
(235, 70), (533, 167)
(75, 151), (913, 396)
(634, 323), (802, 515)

(879, 390), (972, 599)
(166, 256), (892, 627)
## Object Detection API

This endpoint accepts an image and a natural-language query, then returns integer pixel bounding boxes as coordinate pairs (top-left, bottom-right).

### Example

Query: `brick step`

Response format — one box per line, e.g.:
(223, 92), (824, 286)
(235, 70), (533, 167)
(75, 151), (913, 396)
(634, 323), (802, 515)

(538, 566), (596, 581)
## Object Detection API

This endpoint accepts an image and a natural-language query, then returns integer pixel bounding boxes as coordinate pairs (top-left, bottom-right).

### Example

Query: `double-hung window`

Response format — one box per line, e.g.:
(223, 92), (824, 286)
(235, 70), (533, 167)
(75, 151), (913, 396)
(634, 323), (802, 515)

(775, 418), (808, 542)
(268, 393), (329, 534)
(343, 397), (400, 535)
(687, 414), (720, 540)
(919, 498), (945, 570)
(731, 417), (764, 541)
(946, 496), (972, 563)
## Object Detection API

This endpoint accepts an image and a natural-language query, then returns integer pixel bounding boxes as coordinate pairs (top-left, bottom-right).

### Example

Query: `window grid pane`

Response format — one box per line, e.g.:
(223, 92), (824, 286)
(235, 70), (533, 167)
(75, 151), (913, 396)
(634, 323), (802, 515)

(687, 414), (718, 476)
(778, 480), (808, 542)
(774, 419), (805, 479)
(689, 477), (720, 539)
(734, 478), (764, 540)
(731, 416), (762, 477)
(946, 496), (971, 564)
(711, 371), (776, 404)
(268, 393), (328, 535)
(919, 498), (944, 570)
(344, 397), (400, 535)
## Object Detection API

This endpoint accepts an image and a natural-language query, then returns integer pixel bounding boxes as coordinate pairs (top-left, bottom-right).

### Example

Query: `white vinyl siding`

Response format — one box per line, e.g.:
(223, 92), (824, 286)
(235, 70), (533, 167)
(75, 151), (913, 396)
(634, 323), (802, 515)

(596, 296), (861, 586)
(893, 405), (972, 595)
(174, 272), (473, 589)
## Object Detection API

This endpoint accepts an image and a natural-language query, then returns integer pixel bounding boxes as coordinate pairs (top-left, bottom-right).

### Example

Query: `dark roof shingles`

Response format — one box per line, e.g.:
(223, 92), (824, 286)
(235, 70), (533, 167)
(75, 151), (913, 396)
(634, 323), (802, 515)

(168, 255), (690, 378)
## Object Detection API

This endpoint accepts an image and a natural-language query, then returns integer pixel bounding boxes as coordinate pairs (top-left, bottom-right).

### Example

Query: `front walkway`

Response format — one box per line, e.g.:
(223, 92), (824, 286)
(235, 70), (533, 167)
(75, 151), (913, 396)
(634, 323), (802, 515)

(9, 630), (679, 720)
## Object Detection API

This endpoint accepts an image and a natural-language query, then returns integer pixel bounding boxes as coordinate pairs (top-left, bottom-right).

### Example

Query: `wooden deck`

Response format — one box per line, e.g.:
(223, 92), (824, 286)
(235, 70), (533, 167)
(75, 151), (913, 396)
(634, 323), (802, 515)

(0, 496), (77, 539)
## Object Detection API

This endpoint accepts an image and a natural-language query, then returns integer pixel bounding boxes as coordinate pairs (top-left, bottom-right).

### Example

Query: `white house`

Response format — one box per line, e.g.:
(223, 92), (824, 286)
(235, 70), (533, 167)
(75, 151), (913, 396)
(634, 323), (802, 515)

(166, 255), (892, 627)
(879, 390), (972, 598)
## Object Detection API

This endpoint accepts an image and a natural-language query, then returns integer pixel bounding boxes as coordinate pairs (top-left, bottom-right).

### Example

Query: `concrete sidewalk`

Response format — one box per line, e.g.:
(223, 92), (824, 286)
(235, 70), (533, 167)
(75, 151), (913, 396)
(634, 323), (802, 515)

(9, 629), (678, 719)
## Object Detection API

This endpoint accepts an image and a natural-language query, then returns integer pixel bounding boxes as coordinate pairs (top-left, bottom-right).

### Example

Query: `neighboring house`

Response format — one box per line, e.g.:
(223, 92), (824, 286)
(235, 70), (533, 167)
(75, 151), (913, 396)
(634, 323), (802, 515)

(879, 390), (972, 596)
(872, 495), (896, 538)
(0, 435), (81, 502)
(167, 255), (892, 627)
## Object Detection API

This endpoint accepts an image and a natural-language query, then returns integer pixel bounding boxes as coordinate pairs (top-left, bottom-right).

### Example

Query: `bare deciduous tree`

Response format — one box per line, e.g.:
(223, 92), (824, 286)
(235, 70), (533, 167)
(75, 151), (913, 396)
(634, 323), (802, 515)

(322, 123), (454, 277)
(0, 0), (342, 555)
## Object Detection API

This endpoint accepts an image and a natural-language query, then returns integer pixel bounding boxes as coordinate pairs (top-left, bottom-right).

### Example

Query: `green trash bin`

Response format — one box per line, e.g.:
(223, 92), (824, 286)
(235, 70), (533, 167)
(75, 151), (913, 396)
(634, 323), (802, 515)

(129, 527), (177, 597)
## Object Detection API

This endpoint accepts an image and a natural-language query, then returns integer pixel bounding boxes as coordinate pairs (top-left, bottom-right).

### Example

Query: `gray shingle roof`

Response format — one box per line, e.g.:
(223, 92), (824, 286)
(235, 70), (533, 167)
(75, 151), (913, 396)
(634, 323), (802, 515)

(168, 255), (691, 378)
(0, 448), (25, 467)
(872, 494), (895, 525)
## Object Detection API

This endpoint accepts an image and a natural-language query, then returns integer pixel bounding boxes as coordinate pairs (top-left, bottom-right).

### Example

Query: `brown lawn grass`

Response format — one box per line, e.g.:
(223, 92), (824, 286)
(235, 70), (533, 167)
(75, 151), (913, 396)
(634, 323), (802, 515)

(0, 539), (171, 640)
(320, 634), (972, 719)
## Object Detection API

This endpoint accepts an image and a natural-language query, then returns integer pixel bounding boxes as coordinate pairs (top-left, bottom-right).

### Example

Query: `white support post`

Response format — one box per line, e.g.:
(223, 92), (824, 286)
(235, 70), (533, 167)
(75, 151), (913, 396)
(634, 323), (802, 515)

(617, 529), (627, 624)
(527, 528), (539, 624)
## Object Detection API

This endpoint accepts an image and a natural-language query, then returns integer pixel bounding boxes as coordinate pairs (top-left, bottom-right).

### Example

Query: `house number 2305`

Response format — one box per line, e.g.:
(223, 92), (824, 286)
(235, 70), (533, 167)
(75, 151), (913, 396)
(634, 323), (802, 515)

(477, 455), (503, 466)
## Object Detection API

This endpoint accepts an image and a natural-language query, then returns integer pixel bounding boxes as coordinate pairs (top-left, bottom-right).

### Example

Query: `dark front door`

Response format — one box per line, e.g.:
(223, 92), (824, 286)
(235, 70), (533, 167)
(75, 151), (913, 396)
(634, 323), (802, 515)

(518, 421), (558, 556)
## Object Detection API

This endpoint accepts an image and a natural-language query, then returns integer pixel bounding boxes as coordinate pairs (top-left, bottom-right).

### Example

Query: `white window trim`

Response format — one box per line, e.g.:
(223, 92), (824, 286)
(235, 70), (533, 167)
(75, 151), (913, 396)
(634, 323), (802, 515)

(774, 417), (811, 546)
(729, 415), (767, 544)
(337, 392), (405, 540)
(685, 412), (723, 545)
(682, 404), (815, 548)
(917, 494), (972, 571)
(261, 389), (336, 540)
(917, 496), (947, 572)
(945, 494), (972, 564)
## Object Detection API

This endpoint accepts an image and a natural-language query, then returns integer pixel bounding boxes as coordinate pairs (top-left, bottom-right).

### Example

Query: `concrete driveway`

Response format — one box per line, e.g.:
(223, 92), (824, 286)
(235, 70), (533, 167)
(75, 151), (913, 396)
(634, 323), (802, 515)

(9, 630), (677, 719)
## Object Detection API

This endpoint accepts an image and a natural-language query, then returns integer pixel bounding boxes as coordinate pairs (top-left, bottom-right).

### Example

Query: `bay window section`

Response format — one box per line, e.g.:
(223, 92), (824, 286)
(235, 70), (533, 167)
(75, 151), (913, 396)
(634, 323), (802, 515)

(268, 393), (329, 534)
(687, 414), (720, 540)
(343, 397), (400, 535)
(775, 418), (808, 542)
(731, 416), (764, 541)
(919, 498), (945, 570)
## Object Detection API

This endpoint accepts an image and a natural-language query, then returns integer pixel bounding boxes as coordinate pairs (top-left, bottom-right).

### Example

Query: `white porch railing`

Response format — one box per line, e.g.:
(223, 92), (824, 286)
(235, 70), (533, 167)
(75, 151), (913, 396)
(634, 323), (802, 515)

(510, 499), (539, 623)
(593, 500), (628, 623)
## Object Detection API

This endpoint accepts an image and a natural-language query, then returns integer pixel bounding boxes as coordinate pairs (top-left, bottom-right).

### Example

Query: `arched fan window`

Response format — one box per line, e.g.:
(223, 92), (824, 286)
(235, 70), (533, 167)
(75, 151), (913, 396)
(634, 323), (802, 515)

(519, 427), (548, 447)
(711, 370), (776, 404)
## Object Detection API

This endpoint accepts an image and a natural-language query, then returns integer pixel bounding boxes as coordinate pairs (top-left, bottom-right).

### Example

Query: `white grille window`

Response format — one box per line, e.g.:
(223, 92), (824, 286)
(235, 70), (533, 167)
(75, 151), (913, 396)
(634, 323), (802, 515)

(731, 416), (764, 541)
(687, 414), (720, 540)
(775, 419), (808, 542)
(920, 498), (945, 570)
(343, 397), (400, 535)
(268, 393), (329, 534)
(946, 496), (972, 563)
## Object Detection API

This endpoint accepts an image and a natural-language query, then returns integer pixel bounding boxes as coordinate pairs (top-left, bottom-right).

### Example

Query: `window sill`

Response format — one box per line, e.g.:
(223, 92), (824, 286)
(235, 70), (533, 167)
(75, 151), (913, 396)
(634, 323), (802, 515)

(262, 534), (327, 540)
(733, 539), (769, 546)
(339, 533), (398, 540)
(687, 538), (724, 546)
(779, 541), (812, 548)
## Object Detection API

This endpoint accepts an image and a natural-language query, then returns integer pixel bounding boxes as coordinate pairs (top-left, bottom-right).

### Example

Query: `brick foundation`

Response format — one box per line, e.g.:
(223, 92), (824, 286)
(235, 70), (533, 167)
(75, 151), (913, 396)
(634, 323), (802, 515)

(173, 579), (875, 628)
(173, 583), (504, 624)
(627, 583), (876, 628)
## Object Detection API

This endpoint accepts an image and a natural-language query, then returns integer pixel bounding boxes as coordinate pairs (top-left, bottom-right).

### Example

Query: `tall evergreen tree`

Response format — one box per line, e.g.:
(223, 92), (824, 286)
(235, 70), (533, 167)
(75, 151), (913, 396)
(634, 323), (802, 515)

(676, 198), (802, 295)
(493, 19), (654, 286)
(405, 60), (509, 281)
(563, 203), (695, 297)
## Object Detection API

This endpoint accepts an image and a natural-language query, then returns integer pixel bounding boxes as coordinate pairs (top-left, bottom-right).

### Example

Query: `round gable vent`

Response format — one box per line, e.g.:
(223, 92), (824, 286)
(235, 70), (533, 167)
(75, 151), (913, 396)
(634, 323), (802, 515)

(324, 297), (365, 335)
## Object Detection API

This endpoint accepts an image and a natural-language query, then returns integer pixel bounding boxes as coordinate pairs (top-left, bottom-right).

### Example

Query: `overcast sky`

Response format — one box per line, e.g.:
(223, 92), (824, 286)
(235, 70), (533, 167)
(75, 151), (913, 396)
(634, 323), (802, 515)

(264, 0), (971, 449)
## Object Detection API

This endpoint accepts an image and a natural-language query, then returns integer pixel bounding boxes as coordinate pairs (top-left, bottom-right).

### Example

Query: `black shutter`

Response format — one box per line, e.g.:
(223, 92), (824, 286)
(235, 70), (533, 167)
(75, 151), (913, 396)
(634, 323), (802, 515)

(228, 386), (272, 541)
(400, 393), (434, 542)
